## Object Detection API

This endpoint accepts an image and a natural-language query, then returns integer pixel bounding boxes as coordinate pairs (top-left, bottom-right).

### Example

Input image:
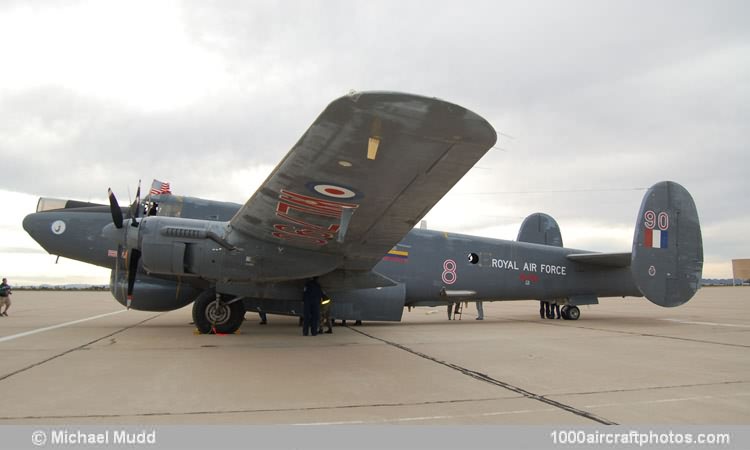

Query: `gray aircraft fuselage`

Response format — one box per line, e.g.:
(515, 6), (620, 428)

(23, 193), (642, 320)
(374, 230), (640, 307)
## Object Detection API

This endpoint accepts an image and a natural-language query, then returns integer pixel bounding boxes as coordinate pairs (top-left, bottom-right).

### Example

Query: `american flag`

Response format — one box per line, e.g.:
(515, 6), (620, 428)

(149, 179), (171, 196)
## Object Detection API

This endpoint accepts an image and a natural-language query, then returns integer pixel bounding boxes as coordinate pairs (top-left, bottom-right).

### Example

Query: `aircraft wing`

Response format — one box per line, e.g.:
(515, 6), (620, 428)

(227, 91), (497, 271)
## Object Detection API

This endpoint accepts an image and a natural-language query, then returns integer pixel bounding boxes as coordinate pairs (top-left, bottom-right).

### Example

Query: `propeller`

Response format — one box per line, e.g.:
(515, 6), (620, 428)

(105, 181), (143, 308)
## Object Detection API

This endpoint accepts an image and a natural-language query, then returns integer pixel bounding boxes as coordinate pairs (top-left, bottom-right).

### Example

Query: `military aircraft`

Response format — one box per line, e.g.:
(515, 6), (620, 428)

(22, 91), (703, 334)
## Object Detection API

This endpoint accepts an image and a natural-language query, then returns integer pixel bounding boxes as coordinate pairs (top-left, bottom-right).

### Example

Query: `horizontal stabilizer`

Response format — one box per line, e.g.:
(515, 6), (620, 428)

(566, 252), (632, 268)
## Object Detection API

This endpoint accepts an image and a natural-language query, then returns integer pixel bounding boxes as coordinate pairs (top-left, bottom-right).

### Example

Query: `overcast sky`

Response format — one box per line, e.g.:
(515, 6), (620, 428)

(1, 0), (747, 284)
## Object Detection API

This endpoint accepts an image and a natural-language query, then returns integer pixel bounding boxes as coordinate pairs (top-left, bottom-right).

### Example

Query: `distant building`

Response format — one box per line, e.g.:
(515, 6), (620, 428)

(732, 259), (750, 286)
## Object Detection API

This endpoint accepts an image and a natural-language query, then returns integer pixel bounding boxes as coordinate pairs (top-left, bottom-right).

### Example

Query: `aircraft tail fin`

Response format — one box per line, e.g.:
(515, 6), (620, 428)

(517, 213), (563, 247)
(631, 181), (703, 307)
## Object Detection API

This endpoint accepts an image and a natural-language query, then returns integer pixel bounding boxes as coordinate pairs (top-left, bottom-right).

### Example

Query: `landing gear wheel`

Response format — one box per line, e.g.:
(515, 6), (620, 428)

(193, 293), (244, 334)
(561, 305), (570, 320)
(566, 305), (580, 321)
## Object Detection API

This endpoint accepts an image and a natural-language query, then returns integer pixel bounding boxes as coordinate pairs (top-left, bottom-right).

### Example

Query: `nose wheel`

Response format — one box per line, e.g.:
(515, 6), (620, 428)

(193, 292), (244, 334)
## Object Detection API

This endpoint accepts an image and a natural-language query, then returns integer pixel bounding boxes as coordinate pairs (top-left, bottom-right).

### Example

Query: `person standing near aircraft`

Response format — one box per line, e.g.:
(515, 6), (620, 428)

(552, 303), (561, 319)
(259, 311), (267, 325)
(302, 278), (323, 336)
(539, 300), (547, 319)
(475, 301), (484, 320)
(0, 278), (11, 316)
(447, 302), (457, 320)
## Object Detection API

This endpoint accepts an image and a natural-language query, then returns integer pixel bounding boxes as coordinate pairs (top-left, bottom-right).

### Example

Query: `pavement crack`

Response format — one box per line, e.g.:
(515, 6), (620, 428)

(0, 396), (509, 421)
(553, 380), (749, 398)
(507, 317), (750, 348)
(0, 313), (164, 383)
(347, 326), (618, 425)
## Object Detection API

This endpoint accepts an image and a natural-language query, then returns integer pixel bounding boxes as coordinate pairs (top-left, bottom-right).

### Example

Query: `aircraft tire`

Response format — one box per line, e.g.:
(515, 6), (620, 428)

(566, 306), (580, 321)
(560, 305), (570, 320)
(193, 294), (244, 334)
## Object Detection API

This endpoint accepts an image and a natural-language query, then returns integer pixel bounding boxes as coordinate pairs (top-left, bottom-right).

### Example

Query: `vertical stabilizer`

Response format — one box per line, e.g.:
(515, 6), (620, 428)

(517, 213), (563, 247)
(631, 181), (703, 307)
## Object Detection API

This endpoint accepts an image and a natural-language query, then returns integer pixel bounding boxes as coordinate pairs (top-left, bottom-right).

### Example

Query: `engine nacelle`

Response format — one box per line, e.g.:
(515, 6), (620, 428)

(110, 269), (200, 311)
(137, 216), (230, 278)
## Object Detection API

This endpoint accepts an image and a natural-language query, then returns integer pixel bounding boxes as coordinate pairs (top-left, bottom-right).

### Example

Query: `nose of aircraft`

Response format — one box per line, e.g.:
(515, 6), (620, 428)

(23, 211), (73, 256)
(23, 212), (50, 249)
(22, 208), (119, 268)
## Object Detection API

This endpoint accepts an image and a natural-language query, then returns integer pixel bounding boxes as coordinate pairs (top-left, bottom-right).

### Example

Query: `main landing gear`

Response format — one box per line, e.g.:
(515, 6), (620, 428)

(560, 305), (580, 320)
(193, 292), (244, 334)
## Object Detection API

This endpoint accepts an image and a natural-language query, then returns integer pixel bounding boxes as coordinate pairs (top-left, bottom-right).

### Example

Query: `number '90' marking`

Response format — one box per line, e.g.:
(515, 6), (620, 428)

(644, 210), (669, 231)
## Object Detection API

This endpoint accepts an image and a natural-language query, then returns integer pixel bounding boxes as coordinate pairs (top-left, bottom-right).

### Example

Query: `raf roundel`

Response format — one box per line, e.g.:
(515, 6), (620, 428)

(312, 184), (357, 199)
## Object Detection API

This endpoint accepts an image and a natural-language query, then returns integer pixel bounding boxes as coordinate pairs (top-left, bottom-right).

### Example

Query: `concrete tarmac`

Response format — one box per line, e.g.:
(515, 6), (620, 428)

(0, 288), (748, 425)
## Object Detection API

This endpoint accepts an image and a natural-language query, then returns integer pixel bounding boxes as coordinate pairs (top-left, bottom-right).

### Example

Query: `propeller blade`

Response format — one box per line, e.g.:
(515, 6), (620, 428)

(108, 188), (124, 229)
(114, 245), (127, 303)
(126, 248), (141, 308)
(130, 180), (142, 227)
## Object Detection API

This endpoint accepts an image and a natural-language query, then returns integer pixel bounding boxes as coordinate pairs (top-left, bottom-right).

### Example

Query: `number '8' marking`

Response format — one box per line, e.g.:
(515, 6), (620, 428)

(442, 259), (457, 285)
(644, 210), (669, 231)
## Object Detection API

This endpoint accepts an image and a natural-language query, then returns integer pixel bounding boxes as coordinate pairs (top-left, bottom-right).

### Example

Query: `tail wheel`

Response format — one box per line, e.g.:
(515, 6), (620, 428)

(193, 293), (244, 334)
(566, 305), (580, 321)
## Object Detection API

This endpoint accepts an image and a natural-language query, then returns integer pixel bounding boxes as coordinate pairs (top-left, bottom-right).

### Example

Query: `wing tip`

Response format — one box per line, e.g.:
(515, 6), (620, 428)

(335, 90), (497, 148)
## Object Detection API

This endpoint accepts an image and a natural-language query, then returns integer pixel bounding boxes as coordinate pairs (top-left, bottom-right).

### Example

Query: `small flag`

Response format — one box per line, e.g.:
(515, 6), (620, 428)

(644, 229), (668, 249)
(149, 179), (171, 196)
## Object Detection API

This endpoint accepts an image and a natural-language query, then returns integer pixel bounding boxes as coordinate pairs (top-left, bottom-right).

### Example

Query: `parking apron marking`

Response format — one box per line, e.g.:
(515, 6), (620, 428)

(0, 310), (128, 344)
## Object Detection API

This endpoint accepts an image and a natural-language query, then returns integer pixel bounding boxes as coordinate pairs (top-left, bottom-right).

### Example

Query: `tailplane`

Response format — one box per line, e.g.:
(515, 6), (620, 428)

(631, 181), (703, 307)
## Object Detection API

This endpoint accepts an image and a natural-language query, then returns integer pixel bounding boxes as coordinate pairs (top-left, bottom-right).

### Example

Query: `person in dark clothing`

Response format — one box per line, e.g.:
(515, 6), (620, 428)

(545, 301), (554, 319)
(552, 303), (561, 319)
(302, 278), (323, 336)
(0, 278), (11, 317)
(539, 300), (547, 319)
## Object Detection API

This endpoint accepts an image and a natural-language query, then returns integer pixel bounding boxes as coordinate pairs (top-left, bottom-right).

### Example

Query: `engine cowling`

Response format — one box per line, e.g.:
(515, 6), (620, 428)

(135, 215), (341, 282)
